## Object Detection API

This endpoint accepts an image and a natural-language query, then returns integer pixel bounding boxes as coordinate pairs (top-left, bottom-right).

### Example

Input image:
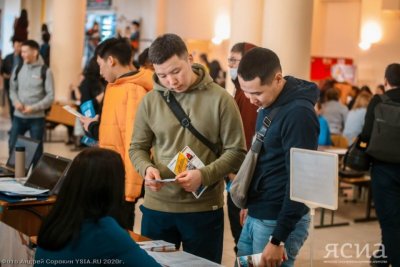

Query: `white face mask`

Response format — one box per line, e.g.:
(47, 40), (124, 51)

(230, 68), (238, 80)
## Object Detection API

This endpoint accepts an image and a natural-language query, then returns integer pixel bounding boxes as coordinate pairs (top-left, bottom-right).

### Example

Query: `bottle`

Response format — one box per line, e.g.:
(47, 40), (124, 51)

(15, 146), (26, 178)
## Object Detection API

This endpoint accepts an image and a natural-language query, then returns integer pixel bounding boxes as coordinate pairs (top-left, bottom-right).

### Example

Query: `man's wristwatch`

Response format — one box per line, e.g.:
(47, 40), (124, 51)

(269, 235), (284, 246)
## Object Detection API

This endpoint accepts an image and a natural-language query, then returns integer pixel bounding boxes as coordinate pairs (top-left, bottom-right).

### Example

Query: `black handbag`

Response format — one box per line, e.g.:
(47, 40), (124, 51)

(343, 136), (371, 171)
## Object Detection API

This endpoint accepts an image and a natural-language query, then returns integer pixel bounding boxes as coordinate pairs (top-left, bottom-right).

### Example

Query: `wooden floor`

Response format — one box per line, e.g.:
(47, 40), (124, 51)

(0, 108), (381, 267)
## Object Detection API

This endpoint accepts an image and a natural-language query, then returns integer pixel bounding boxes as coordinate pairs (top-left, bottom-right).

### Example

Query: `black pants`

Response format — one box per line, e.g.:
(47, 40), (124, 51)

(371, 161), (400, 267)
(140, 205), (224, 263)
(227, 191), (242, 253)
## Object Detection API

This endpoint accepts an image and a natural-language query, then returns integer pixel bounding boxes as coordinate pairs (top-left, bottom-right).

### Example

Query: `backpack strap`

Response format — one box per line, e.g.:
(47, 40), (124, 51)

(41, 65), (48, 87)
(158, 91), (220, 156)
(250, 107), (281, 153)
(13, 61), (23, 82)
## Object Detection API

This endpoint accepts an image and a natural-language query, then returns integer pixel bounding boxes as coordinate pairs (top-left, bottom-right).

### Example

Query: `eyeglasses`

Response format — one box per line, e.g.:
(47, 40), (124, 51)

(228, 58), (241, 64)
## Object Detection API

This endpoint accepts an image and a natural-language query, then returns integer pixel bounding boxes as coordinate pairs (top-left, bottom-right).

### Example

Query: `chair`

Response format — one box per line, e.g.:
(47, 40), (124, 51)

(331, 134), (349, 148)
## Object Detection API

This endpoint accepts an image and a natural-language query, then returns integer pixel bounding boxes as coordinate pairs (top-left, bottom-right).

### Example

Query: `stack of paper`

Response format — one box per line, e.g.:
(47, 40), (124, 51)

(137, 240), (176, 252)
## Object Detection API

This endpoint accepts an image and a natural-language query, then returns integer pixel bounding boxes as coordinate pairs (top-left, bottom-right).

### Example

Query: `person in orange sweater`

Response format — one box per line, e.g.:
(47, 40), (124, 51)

(80, 38), (153, 228)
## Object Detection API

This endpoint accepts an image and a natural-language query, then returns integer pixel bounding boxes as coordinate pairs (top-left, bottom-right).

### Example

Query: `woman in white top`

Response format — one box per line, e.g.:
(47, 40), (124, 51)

(343, 92), (372, 145)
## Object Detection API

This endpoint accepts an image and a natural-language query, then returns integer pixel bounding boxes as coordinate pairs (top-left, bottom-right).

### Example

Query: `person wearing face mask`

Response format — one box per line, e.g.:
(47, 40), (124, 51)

(226, 42), (259, 254)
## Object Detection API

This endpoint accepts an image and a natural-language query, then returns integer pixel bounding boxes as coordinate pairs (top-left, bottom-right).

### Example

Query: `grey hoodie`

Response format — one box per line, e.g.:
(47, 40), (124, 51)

(9, 57), (54, 118)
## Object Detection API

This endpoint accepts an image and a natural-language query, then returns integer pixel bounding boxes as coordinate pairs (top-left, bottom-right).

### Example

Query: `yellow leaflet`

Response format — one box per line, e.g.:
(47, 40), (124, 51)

(174, 152), (188, 174)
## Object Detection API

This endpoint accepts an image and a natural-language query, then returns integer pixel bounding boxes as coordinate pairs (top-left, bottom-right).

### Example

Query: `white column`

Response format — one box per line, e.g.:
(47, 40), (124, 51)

(229, 0), (264, 47)
(51, 0), (86, 101)
(262, 0), (313, 80)
(227, 0), (264, 93)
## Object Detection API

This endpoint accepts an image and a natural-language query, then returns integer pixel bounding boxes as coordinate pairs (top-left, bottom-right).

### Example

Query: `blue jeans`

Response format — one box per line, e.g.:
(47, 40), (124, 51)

(237, 214), (310, 267)
(140, 205), (224, 263)
(9, 116), (45, 165)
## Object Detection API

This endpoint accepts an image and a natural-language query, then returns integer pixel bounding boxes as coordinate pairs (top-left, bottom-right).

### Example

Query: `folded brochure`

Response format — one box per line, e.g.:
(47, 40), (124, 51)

(167, 146), (207, 198)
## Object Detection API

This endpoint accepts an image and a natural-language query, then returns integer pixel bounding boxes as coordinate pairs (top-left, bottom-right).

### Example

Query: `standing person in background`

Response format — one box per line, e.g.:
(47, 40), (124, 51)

(13, 9), (28, 42)
(9, 40), (54, 163)
(226, 42), (258, 254)
(236, 47), (319, 267)
(1, 38), (23, 122)
(40, 23), (51, 66)
(360, 63), (400, 267)
(129, 33), (246, 263)
(130, 20), (141, 54)
(80, 38), (153, 229)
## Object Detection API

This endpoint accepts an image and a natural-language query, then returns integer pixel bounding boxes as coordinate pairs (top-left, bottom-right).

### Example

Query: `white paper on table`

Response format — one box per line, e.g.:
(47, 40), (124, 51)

(146, 251), (222, 267)
(0, 179), (49, 195)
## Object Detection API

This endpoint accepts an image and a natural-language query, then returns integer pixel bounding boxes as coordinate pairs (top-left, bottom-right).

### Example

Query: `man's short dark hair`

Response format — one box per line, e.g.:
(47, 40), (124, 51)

(384, 63), (400, 87)
(231, 42), (256, 56)
(148, 33), (188, 65)
(96, 38), (132, 66)
(238, 47), (281, 85)
(22, 40), (40, 51)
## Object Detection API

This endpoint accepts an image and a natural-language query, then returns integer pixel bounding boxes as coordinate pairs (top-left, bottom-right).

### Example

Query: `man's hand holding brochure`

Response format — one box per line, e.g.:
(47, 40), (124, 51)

(144, 146), (207, 198)
(167, 146), (207, 198)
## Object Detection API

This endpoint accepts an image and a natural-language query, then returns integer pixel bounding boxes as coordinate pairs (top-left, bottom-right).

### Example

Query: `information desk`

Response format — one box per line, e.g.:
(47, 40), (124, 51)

(0, 197), (56, 237)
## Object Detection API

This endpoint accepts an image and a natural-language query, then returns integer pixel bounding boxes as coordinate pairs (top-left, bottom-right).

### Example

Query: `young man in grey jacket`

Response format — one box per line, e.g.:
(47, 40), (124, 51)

(9, 40), (54, 160)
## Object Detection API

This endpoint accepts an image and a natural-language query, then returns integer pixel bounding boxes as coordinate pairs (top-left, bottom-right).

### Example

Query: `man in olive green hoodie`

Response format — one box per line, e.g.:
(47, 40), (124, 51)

(129, 34), (246, 263)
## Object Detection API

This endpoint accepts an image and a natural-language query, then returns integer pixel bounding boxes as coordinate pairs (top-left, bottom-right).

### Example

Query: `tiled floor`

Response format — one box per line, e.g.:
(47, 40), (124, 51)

(0, 106), (381, 267)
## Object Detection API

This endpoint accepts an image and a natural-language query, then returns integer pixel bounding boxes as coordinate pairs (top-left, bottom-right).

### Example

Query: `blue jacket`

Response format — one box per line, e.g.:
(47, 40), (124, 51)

(34, 216), (161, 267)
(247, 76), (319, 242)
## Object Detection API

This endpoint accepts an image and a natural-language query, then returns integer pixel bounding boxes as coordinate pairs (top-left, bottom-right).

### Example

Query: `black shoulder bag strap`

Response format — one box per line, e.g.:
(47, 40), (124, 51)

(250, 107), (281, 153)
(158, 91), (220, 156)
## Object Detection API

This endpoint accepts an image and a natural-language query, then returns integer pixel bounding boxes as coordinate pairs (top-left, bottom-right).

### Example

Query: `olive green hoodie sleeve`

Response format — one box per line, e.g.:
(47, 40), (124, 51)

(129, 100), (156, 178)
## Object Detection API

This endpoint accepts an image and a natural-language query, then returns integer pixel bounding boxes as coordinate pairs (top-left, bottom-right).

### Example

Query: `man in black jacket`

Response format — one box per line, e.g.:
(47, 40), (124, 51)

(1, 38), (22, 121)
(236, 47), (319, 267)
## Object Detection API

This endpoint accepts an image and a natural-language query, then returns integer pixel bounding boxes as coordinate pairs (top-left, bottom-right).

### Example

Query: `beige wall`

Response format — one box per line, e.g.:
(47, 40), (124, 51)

(311, 0), (400, 89)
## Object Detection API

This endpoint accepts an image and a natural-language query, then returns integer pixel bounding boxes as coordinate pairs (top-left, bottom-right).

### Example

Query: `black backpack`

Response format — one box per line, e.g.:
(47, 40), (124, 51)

(14, 62), (51, 114)
(366, 94), (400, 163)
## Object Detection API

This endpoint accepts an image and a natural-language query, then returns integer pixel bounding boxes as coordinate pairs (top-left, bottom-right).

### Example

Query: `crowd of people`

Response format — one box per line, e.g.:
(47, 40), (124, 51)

(0, 8), (399, 267)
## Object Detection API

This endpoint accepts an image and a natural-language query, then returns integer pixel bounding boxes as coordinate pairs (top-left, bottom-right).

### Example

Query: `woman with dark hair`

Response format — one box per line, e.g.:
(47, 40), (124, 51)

(34, 148), (161, 267)
(13, 9), (29, 41)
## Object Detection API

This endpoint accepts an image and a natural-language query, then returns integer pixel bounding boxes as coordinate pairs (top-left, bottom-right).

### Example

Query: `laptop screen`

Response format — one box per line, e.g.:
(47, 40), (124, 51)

(25, 153), (71, 193)
(7, 135), (40, 172)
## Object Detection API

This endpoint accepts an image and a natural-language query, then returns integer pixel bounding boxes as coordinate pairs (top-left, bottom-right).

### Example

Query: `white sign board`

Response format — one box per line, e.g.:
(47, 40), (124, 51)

(290, 148), (338, 210)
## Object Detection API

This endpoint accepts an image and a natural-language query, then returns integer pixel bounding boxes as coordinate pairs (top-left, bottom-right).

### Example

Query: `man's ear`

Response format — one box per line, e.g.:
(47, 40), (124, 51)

(188, 54), (194, 65)
(107, 55), (116, 67)
(384, 77), (388, 88)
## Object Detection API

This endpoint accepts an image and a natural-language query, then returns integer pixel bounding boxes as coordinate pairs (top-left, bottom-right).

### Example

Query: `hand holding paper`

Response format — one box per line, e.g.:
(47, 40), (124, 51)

(144, 166), (164, 192)
(176, 169), (202, 192)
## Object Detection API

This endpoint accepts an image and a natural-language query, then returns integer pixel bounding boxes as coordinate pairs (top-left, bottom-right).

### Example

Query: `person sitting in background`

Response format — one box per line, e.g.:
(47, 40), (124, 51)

(343, 92), (372, 145)
(34, 148), (161, 267)
(315, 102), (332, 146)
(347, 85), (360, 110)
(321, 87), (348, 135)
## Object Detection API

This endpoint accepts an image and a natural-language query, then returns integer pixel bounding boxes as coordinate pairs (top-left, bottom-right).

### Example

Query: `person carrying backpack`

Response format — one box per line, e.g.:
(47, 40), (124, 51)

(359, 63), (400, 267)
(9, 40), (54, 163)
